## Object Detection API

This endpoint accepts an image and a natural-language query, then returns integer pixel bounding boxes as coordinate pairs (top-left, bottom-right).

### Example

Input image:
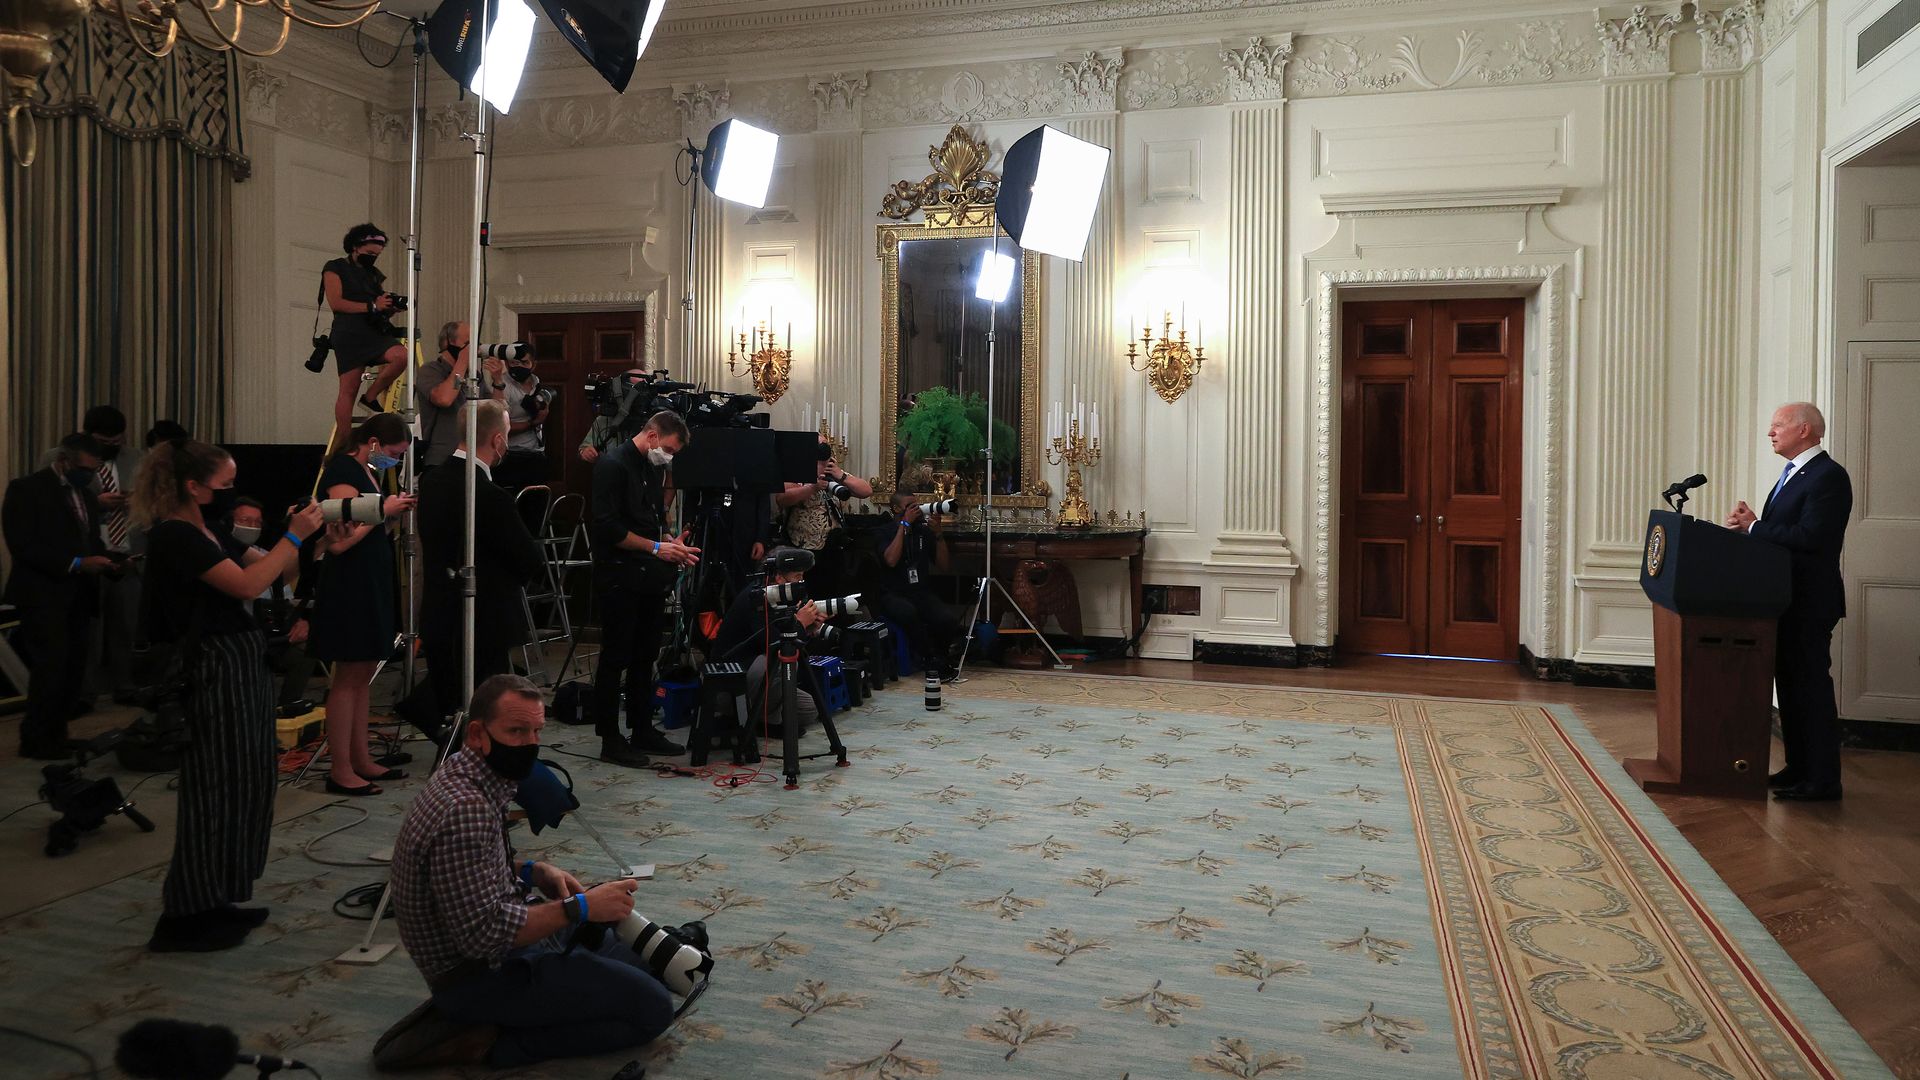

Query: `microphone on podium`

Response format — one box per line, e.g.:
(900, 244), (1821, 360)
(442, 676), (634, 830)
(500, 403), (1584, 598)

(1662, 473), (1707, 511)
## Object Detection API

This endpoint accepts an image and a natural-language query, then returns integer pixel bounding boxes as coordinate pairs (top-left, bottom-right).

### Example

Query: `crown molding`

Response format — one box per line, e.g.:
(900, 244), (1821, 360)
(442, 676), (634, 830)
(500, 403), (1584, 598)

(1319, 185), (1565, 216)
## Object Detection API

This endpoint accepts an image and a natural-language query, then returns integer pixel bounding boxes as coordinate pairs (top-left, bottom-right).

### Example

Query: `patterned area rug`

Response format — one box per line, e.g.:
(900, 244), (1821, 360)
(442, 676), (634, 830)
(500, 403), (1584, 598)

(0, 673), (1890, 1079)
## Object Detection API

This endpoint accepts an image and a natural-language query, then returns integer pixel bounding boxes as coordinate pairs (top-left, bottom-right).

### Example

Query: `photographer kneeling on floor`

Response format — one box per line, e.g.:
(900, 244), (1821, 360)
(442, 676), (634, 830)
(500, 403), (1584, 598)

(378, 674), (686, 1070)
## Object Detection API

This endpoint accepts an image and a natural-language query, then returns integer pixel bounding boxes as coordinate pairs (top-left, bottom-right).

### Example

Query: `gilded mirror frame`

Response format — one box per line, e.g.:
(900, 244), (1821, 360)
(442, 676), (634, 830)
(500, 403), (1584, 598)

(875, 128), (1046, 509)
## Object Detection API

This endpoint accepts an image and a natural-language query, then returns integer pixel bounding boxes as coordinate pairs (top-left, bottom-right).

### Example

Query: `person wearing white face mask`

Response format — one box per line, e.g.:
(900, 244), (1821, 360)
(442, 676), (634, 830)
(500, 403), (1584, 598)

(306, 412), (418, 796)
(589, 410), (698, 767)
(416, 400), (549, 732)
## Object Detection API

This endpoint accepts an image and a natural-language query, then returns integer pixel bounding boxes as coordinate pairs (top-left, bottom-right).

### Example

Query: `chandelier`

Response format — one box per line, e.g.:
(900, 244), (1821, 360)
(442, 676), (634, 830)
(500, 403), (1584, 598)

(96, 0), (385, 58)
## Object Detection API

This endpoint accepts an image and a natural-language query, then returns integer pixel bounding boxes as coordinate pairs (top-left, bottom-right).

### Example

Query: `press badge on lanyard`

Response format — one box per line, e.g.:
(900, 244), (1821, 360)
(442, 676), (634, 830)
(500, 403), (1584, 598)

(907, 568), (920, 584)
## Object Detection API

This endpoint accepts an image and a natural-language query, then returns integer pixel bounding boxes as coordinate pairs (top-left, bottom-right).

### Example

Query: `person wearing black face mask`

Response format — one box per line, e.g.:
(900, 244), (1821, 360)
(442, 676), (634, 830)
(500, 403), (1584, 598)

(131, 440), (325, 952)
(382, 674), (675, 1070)
(490, 354), (552, 490)
(2, 433), (117, 757)
(322, 223), (410, 453)
(417, 320), (474, 469)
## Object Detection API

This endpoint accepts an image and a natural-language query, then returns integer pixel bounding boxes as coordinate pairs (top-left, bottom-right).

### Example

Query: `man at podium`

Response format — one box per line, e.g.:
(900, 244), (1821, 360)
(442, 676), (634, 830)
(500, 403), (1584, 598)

(1725, 402), (1854, 802)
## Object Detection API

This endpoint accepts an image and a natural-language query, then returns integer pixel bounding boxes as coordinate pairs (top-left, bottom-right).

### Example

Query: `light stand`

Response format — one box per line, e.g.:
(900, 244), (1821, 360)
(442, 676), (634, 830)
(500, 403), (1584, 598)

(954, 230), (1068, 678)
(398, 13), (426, 706)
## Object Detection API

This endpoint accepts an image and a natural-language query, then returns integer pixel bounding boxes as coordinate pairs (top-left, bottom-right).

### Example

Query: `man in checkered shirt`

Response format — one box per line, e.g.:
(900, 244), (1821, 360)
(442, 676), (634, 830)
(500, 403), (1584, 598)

(374, 674), (675, 1069)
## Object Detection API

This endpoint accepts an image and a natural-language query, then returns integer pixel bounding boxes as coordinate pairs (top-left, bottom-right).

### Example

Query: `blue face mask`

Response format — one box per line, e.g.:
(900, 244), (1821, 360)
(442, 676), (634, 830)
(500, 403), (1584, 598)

(369, 451), (403, 471)
(65, 467), (95, 490)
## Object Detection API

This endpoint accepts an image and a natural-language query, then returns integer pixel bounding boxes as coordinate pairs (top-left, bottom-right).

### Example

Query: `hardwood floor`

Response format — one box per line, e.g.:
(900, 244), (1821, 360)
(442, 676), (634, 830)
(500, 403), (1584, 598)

(1071, 654), (1920, 1078)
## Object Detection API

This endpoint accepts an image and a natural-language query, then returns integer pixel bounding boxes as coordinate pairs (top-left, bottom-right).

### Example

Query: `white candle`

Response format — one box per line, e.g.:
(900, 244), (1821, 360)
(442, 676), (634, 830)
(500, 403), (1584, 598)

(840, 407), (848, 438)
(1091, 403), (1100, 441)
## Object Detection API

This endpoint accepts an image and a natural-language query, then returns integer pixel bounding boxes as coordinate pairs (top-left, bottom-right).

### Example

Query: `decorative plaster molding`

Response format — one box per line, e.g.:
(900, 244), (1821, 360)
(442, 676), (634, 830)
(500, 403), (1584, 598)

(1290, 36), (1402, 95)
(1122, 45), (1225, 110)
(673, 82), (731, 137)
(428, 102), (476, 146)
(1220, 34), (1294, 101)
(1696, 2), (1759, 73)
(866, 59), (1102, 126)
(1761, 0), (1813, 52)
(497, 290), (662, 367)
(241, 63), (284, 126)
(1313, 265), (1567, 655)
(1058, 48), (1125, 113)
(494, 89), (678, 152)
(1484, 19), (1601, 83)
(1596, 4), (1685, 78)
(367, 108), (407, 151)
(1319, 186), (1565, 216)
(809, 71), (870, 131)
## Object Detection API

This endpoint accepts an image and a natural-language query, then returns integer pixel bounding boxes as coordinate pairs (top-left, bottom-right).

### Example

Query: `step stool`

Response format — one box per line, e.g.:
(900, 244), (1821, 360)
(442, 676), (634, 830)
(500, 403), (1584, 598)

(688, 662), (755, 766)
(845, 621), (899, 684)
(839, 659), (870, 705)
(807, 655), (853, 715)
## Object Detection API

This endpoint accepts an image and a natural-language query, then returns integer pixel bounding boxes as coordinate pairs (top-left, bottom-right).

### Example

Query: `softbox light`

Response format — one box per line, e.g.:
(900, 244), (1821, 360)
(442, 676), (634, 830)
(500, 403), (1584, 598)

(699, 118), (779, 208)
(426, 0), (537, 112)
(994, 125), (1111, 261)
(534, 0), (665, 94)
(974, 250), (1016, 303)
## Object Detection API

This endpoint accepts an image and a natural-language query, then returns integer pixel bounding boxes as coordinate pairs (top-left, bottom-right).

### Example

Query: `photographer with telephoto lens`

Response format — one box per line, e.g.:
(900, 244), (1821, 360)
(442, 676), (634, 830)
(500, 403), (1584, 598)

(775, 433), (872, 555)
(320, 224), (409, 451)
(307, 413), (417, 796)
(417, 321), (473, 469)
(494, 347), (552, 490)
(711, 547), (830, 734)
(132, 440), (326, 951)
(871, 491), (963, 679)
(228, 498), (321, 717)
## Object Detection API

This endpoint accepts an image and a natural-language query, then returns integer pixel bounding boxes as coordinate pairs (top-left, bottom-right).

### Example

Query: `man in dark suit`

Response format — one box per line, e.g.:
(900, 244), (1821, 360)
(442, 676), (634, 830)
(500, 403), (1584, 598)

(1726, 402), (1854, 802)
(3, 434), (118, 757)
(417, 400), (548, 728)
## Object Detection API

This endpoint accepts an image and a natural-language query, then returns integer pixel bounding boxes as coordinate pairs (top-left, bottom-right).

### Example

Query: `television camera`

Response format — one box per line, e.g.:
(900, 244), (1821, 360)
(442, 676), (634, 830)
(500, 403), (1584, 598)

(39, 731), (158, 857)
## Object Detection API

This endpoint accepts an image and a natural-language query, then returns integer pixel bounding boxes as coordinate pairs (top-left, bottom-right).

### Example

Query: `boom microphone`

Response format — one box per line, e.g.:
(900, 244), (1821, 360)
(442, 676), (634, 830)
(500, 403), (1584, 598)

(117, 1018), (313, 1079)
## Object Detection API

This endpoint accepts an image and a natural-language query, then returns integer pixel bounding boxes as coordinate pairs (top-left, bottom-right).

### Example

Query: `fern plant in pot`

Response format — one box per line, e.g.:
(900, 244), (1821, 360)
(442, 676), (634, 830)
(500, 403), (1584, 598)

(898, 387), (986, 484)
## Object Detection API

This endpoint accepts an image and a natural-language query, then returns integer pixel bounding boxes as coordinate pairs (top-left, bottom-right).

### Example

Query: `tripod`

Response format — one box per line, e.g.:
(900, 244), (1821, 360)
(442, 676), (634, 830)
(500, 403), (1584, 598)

(766, 619), (848, 789)
(954, 229), (1067, 678)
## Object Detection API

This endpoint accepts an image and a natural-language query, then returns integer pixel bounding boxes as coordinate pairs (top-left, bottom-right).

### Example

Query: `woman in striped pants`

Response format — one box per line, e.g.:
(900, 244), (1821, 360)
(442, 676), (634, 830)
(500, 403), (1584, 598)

(132, 441), (326, 952)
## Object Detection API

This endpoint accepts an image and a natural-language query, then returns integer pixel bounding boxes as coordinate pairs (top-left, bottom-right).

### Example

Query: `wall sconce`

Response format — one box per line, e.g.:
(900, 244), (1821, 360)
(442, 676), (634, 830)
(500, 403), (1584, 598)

(727, 310), (793, 404)
(1127, 309), (1205, 404)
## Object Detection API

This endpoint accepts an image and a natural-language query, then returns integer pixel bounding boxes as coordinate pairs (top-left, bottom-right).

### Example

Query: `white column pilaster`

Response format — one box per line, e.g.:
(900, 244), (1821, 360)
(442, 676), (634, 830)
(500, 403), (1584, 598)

(810, 73), (868, 473)
(676, 83), (732, 389)
(1696, 4), (1758, 501)
(1211, 35), (1295, 562)
(1056, 49), (1124, 515)
(1589, 7), (1681, 564)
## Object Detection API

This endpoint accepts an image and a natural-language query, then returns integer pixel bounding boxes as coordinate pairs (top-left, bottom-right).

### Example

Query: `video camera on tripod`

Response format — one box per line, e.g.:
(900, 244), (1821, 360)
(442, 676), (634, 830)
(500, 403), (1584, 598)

(39, 731), (158, 857)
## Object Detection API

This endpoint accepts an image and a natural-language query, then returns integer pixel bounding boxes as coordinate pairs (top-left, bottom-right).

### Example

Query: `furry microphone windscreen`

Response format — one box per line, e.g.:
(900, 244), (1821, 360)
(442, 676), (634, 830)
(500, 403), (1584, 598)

(116, 1018), (240, 1080)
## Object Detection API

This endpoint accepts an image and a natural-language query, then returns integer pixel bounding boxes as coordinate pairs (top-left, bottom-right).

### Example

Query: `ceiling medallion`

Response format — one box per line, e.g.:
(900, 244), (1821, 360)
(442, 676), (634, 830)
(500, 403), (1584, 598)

(879, 123), (999, 227)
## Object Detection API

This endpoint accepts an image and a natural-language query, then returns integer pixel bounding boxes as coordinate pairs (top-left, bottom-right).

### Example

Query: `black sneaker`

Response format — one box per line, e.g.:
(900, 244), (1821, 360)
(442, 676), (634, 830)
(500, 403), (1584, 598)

(632, 727), (685, 756)
(599, 739), (652, 769)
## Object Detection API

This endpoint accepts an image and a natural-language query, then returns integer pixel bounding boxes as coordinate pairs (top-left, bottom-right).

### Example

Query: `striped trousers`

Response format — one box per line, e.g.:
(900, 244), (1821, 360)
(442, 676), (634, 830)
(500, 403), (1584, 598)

(161, 629), (277, 917)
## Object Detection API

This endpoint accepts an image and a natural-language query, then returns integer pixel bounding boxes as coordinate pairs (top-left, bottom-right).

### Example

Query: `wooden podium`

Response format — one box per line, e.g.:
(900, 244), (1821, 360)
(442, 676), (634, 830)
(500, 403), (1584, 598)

(1624, 510), (1791, 799)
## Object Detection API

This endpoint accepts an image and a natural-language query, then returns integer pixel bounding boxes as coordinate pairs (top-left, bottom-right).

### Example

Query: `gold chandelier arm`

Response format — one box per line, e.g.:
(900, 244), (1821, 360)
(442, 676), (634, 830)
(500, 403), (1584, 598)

(276, 0), (382, 31)
(112, 0), (183, 58)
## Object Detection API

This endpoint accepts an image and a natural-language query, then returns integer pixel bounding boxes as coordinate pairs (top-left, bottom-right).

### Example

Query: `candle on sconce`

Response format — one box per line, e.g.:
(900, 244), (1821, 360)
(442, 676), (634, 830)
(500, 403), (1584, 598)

(1091, 402), (1100, 442)
(839, 408), (848, 438)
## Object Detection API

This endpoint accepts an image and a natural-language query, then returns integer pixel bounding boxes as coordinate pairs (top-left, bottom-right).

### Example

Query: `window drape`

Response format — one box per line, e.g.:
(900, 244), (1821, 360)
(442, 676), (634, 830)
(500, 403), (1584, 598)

(4, 14), (247, 473)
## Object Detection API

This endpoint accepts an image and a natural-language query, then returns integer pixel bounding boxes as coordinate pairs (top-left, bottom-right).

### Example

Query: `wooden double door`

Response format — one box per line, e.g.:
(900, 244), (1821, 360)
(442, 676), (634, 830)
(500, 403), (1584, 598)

(515, 309), (648, 497)
(1339, 299), (1523, 660)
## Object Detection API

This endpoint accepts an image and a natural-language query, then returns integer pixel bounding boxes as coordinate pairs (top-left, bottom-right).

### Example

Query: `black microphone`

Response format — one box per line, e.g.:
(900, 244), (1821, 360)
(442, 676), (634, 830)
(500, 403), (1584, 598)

(1662, 473), (1708, 498)
(117, 1019), (312, 1079)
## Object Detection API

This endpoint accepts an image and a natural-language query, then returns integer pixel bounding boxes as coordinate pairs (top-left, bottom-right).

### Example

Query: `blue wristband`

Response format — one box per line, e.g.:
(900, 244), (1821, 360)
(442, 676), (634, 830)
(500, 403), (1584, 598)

(652, 540), (659, 554)
(519, 860), (535, 886)
(572, 892), (588, 923)
(70, 556), (82, 572)
(283, 531), (303, 550)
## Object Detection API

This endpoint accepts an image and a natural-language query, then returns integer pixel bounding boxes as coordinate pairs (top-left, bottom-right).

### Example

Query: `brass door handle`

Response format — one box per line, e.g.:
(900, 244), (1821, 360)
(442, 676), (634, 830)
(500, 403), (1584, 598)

(1414, 514), (1423, 525)
(1437, 515), (1446, 531)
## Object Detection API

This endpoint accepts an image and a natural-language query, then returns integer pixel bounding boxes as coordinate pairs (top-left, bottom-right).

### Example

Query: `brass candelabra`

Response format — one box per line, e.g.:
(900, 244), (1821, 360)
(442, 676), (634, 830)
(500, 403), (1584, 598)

(726, 319), (793, 404)
(1046, 417), (1101, 527)
(815, 419), (848, 465)
(1127, 311), (1205, 404)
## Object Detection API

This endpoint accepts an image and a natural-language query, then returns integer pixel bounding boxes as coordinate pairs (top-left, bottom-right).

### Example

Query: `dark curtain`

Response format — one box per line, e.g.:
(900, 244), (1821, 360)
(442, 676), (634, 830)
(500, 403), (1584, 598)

(4, 14), (247, 472)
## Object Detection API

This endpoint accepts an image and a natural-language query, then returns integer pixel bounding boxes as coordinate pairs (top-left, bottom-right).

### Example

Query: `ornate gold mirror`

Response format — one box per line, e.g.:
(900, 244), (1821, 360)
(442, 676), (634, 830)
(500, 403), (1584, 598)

(877, 125), (1046, 508)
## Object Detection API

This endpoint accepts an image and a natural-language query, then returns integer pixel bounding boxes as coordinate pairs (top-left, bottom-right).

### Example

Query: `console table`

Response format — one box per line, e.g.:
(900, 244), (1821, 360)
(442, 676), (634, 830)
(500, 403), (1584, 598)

(942, 524), (1150, 641)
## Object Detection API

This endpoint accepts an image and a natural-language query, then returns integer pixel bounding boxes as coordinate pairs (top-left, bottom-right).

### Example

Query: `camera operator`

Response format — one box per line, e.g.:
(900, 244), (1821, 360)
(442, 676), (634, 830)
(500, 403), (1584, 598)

(493, 354), (552, 490)
(590, 410), (698, 767)
(776, 433), (872, 553)
(321, 224), (409, 452)
(308, 413), (417, 797)
(379, 674), (675, 1069)
(416, 321), (472, 469)
(871, 492), (962, 678)
(81, 406), (144, 707)
(132, 439), (326, 952)
(711, 547), (826, 733)
(417, 400), (548, 728)
(576, 368), (650, 464)
(228, 498), (320, 718)
(3, 434), (116, 758)
(145, 419), (189, 448)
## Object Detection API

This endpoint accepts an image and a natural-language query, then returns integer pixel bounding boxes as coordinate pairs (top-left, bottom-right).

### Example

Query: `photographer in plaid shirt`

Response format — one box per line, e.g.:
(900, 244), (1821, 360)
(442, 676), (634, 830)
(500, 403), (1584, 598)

(375, 674), (675, 1069)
